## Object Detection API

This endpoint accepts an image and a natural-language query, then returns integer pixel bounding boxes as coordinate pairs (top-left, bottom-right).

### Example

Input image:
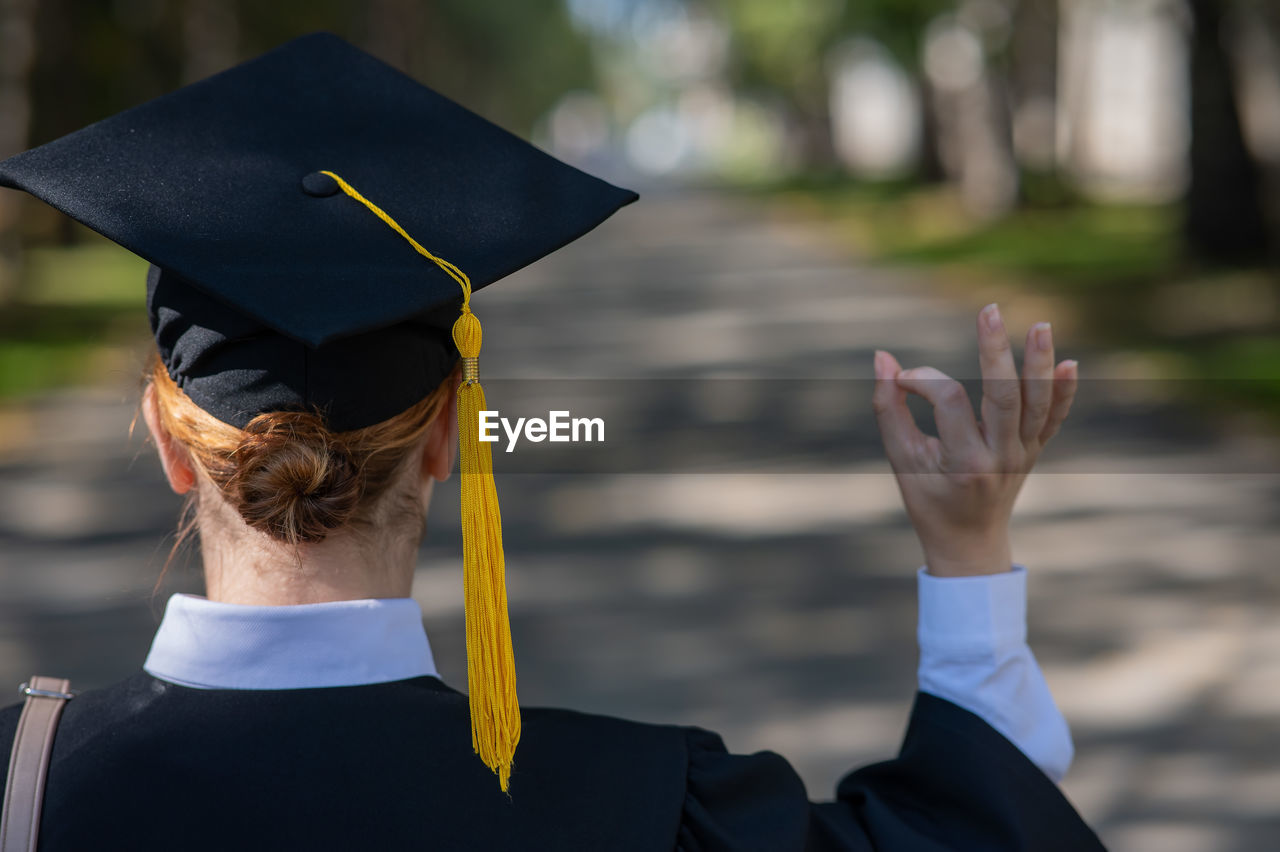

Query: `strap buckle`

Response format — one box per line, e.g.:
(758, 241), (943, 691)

(18, 682), (76, 701)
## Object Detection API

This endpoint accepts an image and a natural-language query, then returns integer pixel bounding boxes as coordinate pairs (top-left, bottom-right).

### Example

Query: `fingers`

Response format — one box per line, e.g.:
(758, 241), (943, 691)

(892, 364), (986, 463)
(872, 349), (929, 471)
(877, 310), (1077, 474)
(977, 303), (1022, 456)
(1020, 321), (1056, 445)
(1038, 359), (1079, 445)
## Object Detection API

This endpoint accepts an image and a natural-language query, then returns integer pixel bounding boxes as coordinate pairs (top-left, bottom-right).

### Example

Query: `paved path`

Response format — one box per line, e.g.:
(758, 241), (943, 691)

(2, 189), (1278, 850)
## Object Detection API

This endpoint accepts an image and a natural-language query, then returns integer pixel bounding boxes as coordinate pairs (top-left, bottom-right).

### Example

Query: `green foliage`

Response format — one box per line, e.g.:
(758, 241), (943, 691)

(882, 205), (1179, 285)
(241, 0), (596, 135)
(835, 0), (952, 64)
(0, 237), (148, 399)
(716, 0), (844, 93)
(28, 0), (181, 143)
(746, 178), (1177, 287)
(20, 242), (145, 308)
(440, 0), (597, 132)
(715, 0), (950, 92)
(29, 0), (593, 148)
(1196, 336), (1280, 383)
(1151, 336), (1280, 427)
(757, 179), (1280, 428)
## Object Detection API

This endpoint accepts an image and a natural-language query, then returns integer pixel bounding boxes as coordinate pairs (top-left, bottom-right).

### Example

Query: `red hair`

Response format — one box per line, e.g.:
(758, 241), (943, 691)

(142, 349), (455, 553)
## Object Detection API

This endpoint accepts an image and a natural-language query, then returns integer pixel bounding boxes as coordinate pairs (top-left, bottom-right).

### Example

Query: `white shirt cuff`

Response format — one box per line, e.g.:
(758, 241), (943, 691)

(915, 565), (1074, 783)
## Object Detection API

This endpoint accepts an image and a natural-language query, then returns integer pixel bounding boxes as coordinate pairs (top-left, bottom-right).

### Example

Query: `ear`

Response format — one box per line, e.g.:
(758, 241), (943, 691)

(421, 382), (459, 484)
(142, 383), (196, 494)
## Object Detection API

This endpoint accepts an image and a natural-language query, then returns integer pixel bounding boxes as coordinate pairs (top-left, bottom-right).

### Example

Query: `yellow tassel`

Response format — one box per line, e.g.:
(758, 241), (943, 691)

(320, 171), (520, 791)
(453, 309), (520, 792)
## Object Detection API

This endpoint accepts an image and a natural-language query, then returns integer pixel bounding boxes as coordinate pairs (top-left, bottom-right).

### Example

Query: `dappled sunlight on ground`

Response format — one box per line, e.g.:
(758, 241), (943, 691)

(1, 191), (1277, 848)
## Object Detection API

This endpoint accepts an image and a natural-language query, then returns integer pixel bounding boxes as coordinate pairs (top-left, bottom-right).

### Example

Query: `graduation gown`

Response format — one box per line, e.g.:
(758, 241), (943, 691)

(0, 671), (1105, 851)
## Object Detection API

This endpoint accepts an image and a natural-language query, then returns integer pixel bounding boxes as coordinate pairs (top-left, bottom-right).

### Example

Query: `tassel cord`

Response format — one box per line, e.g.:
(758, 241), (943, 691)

(322, 170), (520, 791)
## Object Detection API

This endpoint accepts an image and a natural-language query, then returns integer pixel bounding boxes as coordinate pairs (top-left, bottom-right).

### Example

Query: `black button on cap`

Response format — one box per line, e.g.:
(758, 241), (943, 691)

(301, 171), (339, 197)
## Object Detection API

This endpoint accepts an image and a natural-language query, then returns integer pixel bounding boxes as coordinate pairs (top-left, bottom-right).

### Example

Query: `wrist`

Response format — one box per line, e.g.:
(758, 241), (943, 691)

(922, 535), (1013, 577)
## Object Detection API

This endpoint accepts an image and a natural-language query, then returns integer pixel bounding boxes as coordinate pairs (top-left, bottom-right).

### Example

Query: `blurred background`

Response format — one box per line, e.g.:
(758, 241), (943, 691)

(2, 0), (1279, 418)
(1, 2), (1279, 850)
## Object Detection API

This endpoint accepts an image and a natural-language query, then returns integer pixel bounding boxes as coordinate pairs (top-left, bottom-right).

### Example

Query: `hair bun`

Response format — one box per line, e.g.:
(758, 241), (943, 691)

(228, 413), (362, 544)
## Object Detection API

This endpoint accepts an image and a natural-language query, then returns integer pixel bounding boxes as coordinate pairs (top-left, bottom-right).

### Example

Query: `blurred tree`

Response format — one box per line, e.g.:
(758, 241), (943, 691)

(240, 0), (597, 136)
(839, 0), (950, 63)
(1008, 0), (1060, 197)
(838, 0), (951, 182)
(364, 0), (422, 70)
(27, 0), (183, 193)
(916, 5), (1021, 219)
(0, 0), (38, 296)
(1234, 0), (1280, 254)
(182, 0), (238, 83)
(407, 0), (597, 134)
(11, 0), (595, 247)
(0, 0), (37, 161)
(717, 0), (956, 174)
(717, 0), (846, 168)
(1185, 0), (1270, 262)
(19, 0), (185, 260)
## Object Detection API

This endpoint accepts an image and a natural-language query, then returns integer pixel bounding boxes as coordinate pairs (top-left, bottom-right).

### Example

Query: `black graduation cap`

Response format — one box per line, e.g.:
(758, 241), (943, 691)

(0, 31), (639, 793)
(0, 30), (637, 431)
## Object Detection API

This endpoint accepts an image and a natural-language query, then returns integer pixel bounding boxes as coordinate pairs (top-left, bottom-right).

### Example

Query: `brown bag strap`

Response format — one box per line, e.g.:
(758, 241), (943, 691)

(0, 677), (74, 852)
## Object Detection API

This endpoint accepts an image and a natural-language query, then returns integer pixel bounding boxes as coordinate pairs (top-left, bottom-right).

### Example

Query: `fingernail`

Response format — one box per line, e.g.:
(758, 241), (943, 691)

(1034, 322), (1051, 349)
(1063, 359), (1078, 372)
(873, 350), (884, 377)
(982, 303), (1002, 332)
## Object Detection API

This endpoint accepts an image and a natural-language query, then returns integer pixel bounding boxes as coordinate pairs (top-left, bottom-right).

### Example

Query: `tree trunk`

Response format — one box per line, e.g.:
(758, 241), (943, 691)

(793, 98), (838, 172)
(363, 0), (425, 75)
(916, 75), (947, 184)
(1185, 0), (1270, 263)
(0, 0), (37, 298)
(1009, 0), (1059, 179)
(183, 0), (239, 84)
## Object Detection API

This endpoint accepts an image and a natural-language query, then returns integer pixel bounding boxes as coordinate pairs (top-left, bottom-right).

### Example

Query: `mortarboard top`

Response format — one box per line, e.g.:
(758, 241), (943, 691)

(0, 31), (639, 792)
(0, 30), (638, 431)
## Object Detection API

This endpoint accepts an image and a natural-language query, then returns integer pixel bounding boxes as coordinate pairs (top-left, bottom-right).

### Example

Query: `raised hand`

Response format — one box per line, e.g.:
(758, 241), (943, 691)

(871, 303), (1079, 577)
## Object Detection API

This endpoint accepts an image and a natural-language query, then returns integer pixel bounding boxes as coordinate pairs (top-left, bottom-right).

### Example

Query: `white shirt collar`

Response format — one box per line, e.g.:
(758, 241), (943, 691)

(143, 593), (438, 690)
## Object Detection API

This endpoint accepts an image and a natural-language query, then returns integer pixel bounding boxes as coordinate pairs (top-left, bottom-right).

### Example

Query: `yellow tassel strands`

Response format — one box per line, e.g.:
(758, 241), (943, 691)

(321, 171), (520, 792)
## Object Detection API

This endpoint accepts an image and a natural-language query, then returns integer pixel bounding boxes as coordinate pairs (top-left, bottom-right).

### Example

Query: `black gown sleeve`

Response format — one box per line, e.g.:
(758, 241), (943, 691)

(677, 692), (1107, 852)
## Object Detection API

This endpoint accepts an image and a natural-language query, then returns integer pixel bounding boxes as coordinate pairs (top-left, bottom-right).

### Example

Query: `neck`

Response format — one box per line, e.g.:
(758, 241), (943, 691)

(196, 494), (422, 605)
